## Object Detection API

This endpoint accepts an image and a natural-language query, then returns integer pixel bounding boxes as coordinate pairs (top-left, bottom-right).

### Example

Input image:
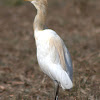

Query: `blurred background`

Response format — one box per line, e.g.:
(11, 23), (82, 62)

(0, 0), (100, 100)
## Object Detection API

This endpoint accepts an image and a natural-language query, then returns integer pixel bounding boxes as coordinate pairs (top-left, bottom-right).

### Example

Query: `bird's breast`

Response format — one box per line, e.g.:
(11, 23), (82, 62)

(35, 37), (53, 76)
(36, 39), (50, 59)
(36, 36), (57, 67)
(35, 30), (56, 60)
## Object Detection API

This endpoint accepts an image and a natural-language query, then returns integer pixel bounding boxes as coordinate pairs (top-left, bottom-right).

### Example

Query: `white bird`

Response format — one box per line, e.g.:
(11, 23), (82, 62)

(25, 0), (73, 100)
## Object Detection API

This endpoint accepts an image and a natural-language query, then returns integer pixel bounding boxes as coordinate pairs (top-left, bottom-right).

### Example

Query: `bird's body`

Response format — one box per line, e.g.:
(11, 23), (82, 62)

(25, 0), (73, 99)
(35, 29), (73, 89)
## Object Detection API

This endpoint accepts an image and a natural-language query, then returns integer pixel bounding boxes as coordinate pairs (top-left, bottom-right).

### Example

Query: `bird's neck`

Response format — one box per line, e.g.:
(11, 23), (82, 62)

(34, 8), (47, 32)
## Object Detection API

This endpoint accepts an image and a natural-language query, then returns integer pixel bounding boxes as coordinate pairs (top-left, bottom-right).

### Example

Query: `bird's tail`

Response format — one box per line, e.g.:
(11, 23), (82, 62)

(49, 64), (73, 90)
(54, 69), (73, 90)
(60, 70), (73, 90)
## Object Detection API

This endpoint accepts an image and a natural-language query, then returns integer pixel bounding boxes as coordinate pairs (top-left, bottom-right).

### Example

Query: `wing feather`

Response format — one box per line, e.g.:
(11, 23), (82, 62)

(49, 36), (73, 81)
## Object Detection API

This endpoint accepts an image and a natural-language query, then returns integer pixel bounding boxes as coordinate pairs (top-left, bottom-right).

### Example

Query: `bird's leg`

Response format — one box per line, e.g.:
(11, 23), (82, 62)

(54, 82), (59, 100)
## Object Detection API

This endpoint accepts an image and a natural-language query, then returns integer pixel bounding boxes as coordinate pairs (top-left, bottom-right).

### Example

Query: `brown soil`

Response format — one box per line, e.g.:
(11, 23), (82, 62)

(0, 0), (100, 100)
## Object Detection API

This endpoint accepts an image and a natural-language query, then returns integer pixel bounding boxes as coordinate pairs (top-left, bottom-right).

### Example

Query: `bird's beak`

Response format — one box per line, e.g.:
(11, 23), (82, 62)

(24, 0), (33, 1)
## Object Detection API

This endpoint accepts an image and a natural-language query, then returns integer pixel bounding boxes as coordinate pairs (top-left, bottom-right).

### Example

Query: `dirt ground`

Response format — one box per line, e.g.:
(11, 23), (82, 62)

(0, 0), (100, 100)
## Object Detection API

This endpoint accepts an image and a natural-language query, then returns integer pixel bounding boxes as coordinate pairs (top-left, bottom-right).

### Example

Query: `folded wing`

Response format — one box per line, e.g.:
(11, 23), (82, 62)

(49, 35), (73, 81)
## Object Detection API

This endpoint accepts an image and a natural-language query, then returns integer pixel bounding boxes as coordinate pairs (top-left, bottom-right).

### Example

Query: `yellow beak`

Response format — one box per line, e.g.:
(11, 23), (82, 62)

(24, 0), (33, 1)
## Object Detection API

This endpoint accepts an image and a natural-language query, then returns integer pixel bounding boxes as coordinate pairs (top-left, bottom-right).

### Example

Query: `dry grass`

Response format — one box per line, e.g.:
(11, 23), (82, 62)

(0, 0), (100, 100)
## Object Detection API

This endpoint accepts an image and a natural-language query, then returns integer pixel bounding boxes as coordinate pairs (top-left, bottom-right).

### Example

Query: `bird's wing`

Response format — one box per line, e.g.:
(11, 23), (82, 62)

(63, 42), (73, 81)
(49, 36), (73, 81)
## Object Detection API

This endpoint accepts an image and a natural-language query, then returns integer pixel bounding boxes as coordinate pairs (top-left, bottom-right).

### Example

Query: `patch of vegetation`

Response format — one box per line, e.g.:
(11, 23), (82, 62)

(1, 0), (24, 6)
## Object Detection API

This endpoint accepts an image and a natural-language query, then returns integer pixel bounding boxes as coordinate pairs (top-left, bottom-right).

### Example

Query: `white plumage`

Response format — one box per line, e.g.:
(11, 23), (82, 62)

(35, 29), (73, 89)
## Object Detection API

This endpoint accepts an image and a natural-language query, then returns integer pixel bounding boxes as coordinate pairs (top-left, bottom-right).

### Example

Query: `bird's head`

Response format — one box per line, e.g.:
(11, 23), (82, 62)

(25, 0), (47, 10)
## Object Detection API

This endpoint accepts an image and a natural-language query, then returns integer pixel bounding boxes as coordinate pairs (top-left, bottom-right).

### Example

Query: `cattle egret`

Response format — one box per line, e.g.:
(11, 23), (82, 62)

(25, 0), (73, 100)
